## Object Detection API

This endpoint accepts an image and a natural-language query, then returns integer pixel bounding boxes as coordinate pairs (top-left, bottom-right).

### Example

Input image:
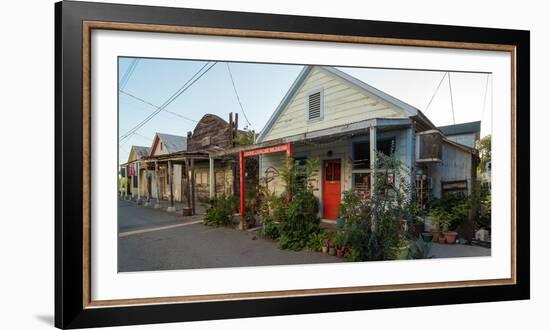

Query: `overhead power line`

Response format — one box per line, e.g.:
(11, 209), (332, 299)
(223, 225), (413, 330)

(226, 63), (253, 130)
(481, 73), (490, 120)
(120, 59), (140, 91)
(119, 62), (216, 142)
(119, 90), (198, 123)
(425, 72), (447, 113)
(447, 72), (456, 125)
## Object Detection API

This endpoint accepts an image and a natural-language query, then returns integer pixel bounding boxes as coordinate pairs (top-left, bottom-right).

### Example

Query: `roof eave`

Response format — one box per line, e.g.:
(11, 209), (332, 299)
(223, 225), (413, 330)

(256, 66), (313, 143)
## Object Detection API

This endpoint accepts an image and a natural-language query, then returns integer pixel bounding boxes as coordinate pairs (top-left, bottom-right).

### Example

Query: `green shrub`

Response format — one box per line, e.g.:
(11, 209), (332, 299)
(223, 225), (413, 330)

(260, 221), (280, 240)
(306, 232), (323, 252)
(410, 237), (433, 259)
(429, 193), (472, 232)
(203, 194), (237, 227)
(277, 157), (322, 251)
(337, 151), (411, 261)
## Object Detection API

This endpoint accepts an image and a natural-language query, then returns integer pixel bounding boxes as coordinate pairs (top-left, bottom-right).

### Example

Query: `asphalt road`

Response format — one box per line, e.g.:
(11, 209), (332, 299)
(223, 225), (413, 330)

(118, 200), (340, 272)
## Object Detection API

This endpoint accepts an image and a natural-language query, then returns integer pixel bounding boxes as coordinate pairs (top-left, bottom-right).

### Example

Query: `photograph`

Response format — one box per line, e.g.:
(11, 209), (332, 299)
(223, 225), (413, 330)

(117, 58), (493, 272)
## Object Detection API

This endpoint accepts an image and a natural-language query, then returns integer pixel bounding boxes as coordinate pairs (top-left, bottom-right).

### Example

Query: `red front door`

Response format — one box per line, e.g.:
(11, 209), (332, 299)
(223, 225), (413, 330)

(323, 159), (341, 220)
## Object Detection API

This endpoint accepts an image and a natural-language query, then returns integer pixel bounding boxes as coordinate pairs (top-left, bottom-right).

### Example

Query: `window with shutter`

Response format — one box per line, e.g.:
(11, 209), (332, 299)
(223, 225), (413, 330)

(308, 91), (322, 120)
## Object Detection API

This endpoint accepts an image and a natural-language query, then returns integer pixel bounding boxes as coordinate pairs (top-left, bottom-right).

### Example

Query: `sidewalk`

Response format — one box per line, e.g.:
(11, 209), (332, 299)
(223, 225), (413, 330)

(120, 195), (207, 215)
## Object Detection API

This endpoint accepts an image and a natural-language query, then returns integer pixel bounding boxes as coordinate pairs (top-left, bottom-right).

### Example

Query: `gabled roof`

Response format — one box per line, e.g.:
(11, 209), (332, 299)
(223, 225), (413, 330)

(438, 121), (481, 136)
(131, 145), (150, 158)
(150, 132), (187, 156)
(127, 145), (150, 163)
(256, 65), (424, 143)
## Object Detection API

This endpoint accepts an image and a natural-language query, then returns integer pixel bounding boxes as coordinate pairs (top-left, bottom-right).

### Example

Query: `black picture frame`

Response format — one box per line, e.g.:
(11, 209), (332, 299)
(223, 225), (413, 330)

(55, 1), (530, 328)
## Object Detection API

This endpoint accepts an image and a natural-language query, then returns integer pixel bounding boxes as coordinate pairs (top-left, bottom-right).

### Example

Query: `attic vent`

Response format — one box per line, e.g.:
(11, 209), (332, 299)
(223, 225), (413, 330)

(308, 91), (322, 120)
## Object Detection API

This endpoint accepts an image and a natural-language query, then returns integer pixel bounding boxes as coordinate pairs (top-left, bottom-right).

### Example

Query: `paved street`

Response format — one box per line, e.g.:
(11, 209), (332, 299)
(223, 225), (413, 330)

(118, 200), (490, 272)
(118, 200), (339, 272)
(431, 242), (490, 258)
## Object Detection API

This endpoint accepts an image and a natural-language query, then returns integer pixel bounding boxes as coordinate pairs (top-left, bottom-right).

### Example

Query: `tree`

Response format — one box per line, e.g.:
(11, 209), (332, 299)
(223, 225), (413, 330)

(235, 130), (256, 146)
(476, 134), (491, 175)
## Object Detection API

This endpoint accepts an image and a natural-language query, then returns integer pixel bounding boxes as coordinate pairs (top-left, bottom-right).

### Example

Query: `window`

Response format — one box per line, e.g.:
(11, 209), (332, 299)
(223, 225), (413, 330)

(353, 142), (370, 169)
(133, 176), (138, 188)
(324, 161), (341, 182)
(353, 172), (370, 197)
(308, 91), (322, 120)
(352, 138), (396, 169)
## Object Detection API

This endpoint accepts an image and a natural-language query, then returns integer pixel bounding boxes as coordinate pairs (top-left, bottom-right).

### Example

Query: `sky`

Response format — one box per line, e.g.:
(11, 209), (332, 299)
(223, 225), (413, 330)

(118, 57), (492, 164)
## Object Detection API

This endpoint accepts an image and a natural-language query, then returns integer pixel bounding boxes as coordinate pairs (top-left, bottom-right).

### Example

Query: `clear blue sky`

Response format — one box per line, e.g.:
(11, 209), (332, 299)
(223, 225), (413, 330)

(118, 57), (491, 164)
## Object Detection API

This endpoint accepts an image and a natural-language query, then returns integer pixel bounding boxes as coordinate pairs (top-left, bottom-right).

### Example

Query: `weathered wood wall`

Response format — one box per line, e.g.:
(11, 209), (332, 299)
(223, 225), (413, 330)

(193, 161), (235, 202)
(425, 142), (473, 198)
(187, 114), (233, 151)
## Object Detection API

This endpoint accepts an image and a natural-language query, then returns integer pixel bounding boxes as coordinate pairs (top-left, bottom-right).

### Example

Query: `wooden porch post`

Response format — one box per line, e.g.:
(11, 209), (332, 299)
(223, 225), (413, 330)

(145, 166), (152, 206)
(370, 126), (377, 194)
(184, 158), (192, 210)
(154, 161), (161, 208)
(124, 165), (129, 199)
(180, 163), (185, 204)
(209, 156), (215, 199)
(239, 150), (245, 229)
(190, 158), (196, 215)
(136, 161), (142, 204)
(167, 160), (176, 212)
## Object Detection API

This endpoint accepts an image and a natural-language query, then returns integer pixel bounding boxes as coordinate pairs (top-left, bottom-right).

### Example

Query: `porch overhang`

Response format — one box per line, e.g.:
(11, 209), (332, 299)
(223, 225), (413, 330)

(211, 117), (412, 158)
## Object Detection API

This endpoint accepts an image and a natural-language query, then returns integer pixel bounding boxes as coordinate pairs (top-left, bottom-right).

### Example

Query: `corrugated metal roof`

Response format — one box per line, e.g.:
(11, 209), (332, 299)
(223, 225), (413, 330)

(156, 133), (187, 153)
(438, 121), (481, 136)
(131, 145), (150, 159)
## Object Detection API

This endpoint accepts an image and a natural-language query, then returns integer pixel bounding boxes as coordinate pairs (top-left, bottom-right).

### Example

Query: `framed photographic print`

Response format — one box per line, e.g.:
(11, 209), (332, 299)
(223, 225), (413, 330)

(55, 0), (530, 328)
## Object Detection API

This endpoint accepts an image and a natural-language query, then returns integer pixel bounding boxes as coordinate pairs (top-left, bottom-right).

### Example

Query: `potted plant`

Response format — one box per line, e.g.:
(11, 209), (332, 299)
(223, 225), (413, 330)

(443, 199), (468, 244)
(392, 238), (410, 260)
(410, 237), (433, 259)
(413, 216), (425, 237)
(444, 230), (459, 244)
(421, 232), (433, 242)
(321, 240), (329, 253)
(333, 231), (346, 257)
(328, 239), (336, 256)
(319, 231), (331, 253)
(429, 207), (451, 244)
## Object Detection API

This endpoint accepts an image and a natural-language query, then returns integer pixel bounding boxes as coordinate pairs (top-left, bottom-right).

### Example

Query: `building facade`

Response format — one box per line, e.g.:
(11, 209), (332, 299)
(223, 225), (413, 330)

(252, 65), (478, 220)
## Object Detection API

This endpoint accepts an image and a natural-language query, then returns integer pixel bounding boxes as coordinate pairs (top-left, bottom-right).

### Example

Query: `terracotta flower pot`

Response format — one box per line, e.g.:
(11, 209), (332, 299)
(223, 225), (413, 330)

(444, 231), (458, 244)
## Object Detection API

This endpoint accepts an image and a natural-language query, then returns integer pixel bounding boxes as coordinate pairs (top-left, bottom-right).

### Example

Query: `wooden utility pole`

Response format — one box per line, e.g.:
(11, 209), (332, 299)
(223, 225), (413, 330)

(234, 113), (239, 146)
